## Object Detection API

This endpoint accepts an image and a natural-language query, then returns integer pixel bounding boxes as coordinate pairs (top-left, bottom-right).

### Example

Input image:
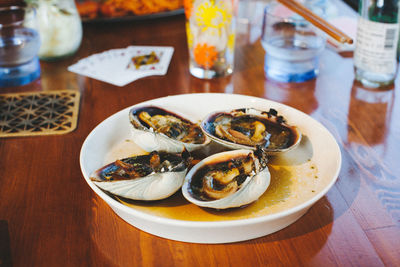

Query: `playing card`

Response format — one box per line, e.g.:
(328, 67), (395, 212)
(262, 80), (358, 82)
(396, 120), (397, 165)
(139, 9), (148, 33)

(68, 46), (174, 86)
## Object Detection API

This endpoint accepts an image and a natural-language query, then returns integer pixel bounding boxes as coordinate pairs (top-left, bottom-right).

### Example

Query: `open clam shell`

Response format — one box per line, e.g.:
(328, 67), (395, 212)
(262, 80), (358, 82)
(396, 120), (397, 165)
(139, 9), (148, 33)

(201, 108), (302, 154)
(90, 150), (191, 201)
(129, 106), (210, 153)
(182, 149), (271, 209)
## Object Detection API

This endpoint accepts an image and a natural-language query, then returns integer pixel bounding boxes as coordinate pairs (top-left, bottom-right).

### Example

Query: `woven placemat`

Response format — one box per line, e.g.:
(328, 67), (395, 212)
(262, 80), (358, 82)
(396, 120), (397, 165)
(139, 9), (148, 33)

(0, 90), (80, 137)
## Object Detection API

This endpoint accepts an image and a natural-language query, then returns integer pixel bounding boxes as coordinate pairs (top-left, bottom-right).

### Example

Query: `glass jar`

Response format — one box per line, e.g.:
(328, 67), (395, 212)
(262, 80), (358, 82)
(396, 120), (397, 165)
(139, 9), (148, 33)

(26, 0), (83, 61)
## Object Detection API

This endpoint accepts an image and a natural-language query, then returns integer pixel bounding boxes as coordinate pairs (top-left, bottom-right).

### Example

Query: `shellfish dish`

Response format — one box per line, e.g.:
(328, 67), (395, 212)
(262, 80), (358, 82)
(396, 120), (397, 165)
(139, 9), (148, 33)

(201, 108), (302, 153)
(80, 93), (342, 243)
(129, 106), (209, 153)
(91, 105), (302, 209)
(90, 150), (191, 201)
(182, 147), (271, 209)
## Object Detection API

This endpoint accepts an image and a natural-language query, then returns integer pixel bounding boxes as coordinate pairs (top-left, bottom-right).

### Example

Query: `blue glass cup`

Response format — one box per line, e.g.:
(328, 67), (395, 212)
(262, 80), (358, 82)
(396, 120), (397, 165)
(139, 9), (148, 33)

(0, 6), (41, 87)
(261, 2), (325, 83)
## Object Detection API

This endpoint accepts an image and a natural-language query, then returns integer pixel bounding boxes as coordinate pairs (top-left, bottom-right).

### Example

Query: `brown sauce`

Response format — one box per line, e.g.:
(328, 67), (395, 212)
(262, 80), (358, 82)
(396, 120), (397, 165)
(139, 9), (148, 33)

(104, 139), (327, 222)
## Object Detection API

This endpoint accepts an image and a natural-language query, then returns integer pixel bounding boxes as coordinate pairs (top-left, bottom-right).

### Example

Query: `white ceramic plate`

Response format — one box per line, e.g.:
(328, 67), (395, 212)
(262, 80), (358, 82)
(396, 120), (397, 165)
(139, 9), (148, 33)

(80, 93), (341, 243)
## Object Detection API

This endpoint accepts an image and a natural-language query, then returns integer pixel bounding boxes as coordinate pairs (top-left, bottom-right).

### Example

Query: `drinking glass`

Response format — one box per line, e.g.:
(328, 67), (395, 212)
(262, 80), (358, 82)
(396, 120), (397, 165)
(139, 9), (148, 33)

(261, 2), (325, 83)
(184, 0), (237, 79)
(0, 6), (41, 87)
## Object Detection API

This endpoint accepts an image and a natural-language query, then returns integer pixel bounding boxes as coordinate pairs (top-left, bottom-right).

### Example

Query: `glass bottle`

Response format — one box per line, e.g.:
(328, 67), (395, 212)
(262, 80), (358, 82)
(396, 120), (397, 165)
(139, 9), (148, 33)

(26, 0), (83, 61)
(353, 0), (399, 88)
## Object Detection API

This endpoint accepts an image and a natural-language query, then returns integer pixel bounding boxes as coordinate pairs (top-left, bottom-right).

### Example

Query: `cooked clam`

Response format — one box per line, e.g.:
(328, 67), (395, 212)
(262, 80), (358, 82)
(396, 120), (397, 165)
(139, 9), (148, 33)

(129, 106), (209, 153)
(90, 150), (191, 201)
(201, 108), (301, 154)
(182, 147), (270, 209)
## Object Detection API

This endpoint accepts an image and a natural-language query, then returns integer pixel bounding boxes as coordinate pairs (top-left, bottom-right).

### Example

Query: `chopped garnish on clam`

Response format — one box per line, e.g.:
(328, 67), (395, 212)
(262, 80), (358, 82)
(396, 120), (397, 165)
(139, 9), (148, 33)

(129, 106), (210, 153)
(201, 108), (301, 154)
(182, 147), (271, 209)
(90, 150), (191, 201)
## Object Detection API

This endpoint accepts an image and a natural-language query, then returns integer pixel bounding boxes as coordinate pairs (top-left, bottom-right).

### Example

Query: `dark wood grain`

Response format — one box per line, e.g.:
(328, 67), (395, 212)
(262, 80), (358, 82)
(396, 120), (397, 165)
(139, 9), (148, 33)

(0, 220), (12, 267)
(1, 1), (400, 266)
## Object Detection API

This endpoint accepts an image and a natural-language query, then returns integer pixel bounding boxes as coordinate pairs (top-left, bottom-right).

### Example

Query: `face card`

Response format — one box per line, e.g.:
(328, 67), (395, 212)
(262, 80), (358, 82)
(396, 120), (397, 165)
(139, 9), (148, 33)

(68, 46), (174, 86)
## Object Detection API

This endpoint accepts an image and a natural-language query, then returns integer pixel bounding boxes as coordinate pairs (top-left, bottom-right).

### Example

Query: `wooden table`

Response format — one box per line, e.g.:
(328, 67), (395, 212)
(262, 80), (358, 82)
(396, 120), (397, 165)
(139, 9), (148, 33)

(1, 2), (400, 266)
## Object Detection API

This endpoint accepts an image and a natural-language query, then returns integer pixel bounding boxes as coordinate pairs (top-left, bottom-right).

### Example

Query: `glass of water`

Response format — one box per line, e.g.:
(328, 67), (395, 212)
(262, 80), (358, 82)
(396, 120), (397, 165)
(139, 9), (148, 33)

(0, 6), (41, 87)
(261, 2), (325, 83)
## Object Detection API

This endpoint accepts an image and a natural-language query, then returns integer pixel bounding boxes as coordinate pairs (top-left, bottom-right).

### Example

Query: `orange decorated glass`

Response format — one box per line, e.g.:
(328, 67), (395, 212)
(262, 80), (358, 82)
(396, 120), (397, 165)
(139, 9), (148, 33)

(184, 0), (236, 79)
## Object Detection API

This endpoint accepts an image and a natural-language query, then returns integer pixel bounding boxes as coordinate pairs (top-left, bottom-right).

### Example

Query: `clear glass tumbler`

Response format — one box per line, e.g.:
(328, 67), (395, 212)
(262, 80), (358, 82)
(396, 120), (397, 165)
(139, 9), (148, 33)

(0, 6), (41, 87)
(261, 2), (326, 83)
(184, 0), (237, 79)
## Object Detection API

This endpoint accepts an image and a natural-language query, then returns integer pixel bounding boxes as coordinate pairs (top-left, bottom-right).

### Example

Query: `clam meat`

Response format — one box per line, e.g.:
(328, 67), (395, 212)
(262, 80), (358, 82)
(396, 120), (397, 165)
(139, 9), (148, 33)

(130, 106), (209, 153)
(90, 150), (191, 201)
(201, 108), (301, 153)
(182, 147), (270, 209)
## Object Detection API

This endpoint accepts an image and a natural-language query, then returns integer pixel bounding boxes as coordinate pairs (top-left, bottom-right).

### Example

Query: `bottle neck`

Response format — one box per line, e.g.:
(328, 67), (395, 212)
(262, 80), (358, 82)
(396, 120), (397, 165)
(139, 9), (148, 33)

(359, 0), (399, 23)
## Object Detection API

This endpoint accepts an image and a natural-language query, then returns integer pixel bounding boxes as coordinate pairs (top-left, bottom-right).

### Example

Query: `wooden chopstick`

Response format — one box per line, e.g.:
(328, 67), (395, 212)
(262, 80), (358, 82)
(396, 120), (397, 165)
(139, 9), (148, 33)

(277, 0), (354, 44)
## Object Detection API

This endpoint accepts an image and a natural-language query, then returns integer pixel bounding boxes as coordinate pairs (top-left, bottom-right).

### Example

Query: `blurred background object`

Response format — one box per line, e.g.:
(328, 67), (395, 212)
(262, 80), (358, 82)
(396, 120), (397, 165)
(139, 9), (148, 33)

(343, 0), (358, 10)
(353, 0), (399, 88)
(0, 5), (41, 87)
(184, 0), (236, 79)
(75, 0), (183, 20)
(0, 0), (25, 7)
(25, 0), (83, 61)
(261, 1), (326, 82)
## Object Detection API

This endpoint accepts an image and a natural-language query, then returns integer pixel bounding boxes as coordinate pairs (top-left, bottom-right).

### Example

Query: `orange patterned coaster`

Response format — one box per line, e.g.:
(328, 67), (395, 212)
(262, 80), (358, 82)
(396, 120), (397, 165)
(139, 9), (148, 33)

(0, 90), (80, 138)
